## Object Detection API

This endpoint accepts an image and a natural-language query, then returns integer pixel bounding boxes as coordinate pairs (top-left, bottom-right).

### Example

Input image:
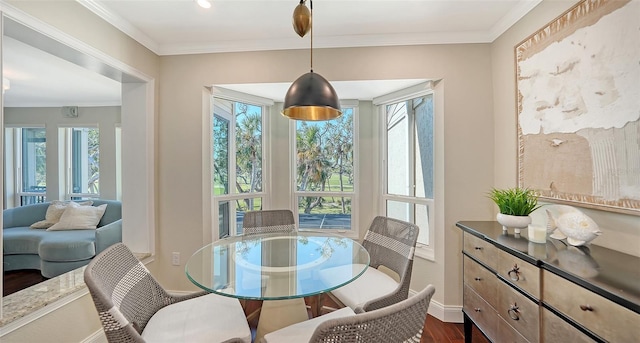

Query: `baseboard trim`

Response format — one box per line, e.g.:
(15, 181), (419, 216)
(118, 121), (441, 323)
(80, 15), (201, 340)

(81, 329), (107, 343)
(410, 289), (463, 323)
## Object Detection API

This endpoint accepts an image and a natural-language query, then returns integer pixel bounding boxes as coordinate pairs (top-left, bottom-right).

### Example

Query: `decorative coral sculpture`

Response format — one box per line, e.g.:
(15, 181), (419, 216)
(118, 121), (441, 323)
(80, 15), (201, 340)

(546, 208), (601, 246)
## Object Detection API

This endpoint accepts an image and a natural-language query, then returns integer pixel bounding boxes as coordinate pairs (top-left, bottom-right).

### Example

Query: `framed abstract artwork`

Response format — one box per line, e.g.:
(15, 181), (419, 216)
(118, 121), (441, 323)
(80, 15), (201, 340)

(516, 0), (639, 215)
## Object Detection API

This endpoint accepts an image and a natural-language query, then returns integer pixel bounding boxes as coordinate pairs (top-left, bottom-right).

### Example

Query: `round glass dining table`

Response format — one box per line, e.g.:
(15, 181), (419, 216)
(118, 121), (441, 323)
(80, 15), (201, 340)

(185, 231), (370, 340)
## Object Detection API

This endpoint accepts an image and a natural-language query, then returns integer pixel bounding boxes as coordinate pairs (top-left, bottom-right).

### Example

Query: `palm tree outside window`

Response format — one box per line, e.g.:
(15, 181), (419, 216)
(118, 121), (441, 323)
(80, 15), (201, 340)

(213, 97), (267, 238)
(294, 107), (356, 231)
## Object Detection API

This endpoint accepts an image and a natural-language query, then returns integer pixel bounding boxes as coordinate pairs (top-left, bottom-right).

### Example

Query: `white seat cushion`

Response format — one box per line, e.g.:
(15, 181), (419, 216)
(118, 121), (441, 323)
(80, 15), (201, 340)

(141, 293), (251, 343)
(320, 264), (399, 310)
(262, 307), (355, 343)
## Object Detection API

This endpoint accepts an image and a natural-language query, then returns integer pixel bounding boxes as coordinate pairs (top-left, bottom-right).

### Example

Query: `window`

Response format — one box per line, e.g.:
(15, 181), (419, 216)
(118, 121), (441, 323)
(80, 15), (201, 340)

(66, 127), (100, 200)
(5, 127), (48, 206)
(212, 96), (268, 238)
(293, 106), (357, 232)
(378, 84), (435, 259)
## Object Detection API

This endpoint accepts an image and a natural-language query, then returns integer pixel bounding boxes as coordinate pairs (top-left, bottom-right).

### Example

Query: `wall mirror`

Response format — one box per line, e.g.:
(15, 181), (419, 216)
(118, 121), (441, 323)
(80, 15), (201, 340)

(1, 10), (154, 327)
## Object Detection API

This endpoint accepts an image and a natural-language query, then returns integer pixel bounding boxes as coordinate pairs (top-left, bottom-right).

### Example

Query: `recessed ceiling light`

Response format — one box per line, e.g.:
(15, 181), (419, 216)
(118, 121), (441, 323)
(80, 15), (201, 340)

(196, 0), (211, 9)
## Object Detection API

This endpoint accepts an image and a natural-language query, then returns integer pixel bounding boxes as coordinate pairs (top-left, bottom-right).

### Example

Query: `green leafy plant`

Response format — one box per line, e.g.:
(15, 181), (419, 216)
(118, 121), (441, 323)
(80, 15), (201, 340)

(488, 187), (541, 216)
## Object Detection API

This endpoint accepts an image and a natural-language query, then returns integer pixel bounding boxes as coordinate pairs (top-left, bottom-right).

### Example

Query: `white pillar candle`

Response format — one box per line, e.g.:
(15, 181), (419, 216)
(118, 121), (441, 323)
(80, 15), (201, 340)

(528, 242), (547, 259)
(528, 224), (547, 243)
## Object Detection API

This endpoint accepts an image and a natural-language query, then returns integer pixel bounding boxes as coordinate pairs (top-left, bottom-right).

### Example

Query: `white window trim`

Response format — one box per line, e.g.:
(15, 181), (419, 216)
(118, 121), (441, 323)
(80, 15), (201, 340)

(375, 82), (436, 261)
(61, 126), (101, 200)
(289, 100), (359, 239)
(210, 88), (272, 239)
(7, 126), (47, 207)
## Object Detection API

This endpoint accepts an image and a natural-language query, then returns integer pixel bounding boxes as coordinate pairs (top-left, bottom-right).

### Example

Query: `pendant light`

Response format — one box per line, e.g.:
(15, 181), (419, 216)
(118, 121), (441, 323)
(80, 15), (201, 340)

(282, 0), (342, 121)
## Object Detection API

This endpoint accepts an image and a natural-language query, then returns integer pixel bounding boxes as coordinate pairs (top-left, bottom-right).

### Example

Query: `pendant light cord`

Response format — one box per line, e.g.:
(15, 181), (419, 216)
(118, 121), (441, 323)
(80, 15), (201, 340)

(310, 0), (313, 72)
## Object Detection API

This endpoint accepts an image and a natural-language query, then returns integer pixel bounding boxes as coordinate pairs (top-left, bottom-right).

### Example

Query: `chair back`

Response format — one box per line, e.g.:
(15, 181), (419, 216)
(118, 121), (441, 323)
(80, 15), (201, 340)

(242, 209), (296, 235)
(310, 285), (436, 342)
(84, 243), (173, 342)
(362, 216), (419, 310)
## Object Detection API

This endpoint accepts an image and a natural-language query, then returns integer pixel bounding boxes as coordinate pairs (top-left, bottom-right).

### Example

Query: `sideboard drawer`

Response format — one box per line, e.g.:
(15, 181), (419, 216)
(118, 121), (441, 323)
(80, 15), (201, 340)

(497, 280), (540, 342)
(541, 307), (595, 343)
(463, 255), (498, 307)
(543, 270), (640, 342)
(463, 232), (497, 271)
(464, 284), (498, 341)
(497, 248), (540, 299)
(497, 316), (529, 343)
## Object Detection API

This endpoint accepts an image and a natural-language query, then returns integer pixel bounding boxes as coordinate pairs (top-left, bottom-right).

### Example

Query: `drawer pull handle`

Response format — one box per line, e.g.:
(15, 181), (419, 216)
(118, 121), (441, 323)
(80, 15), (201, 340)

(508, 264), (520, 281)
(580, 304), (593, 312)
(474, 277), (482, 281)
(474, 308), (481, 312)
(508, 303), (520, 321)
(474, 246), (483, 251)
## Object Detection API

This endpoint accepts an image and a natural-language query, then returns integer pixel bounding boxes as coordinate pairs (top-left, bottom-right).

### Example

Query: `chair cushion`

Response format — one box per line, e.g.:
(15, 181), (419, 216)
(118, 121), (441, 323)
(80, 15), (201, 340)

(262, 307), (355, 343)
(321, 264), (399, 310)
(141, 293), (251, 343)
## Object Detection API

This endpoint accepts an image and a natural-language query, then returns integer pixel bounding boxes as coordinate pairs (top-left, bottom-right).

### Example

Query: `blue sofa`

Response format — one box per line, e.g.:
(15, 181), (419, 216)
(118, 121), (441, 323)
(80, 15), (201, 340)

(3, 200), (122, 278)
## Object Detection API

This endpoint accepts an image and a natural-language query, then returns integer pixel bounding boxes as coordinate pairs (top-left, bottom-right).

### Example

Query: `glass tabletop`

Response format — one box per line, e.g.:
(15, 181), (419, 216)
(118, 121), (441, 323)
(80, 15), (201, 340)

(185, 231), (370, 300)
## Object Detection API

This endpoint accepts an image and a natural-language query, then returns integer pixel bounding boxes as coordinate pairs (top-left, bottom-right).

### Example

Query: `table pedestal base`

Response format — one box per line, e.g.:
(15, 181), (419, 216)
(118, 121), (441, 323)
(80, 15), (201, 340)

(255, 298), (309, 342)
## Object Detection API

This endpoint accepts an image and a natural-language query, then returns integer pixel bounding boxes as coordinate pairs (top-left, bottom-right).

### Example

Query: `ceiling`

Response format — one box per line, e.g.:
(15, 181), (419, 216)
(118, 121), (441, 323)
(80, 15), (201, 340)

(3, 0), (542, 107)
(81, 0), (542, 55)
(3, 36), (122, 107)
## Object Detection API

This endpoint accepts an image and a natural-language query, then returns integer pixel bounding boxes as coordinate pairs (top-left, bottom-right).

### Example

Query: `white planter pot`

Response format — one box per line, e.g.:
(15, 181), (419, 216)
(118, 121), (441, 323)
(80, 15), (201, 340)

(496, 213), (531, 234)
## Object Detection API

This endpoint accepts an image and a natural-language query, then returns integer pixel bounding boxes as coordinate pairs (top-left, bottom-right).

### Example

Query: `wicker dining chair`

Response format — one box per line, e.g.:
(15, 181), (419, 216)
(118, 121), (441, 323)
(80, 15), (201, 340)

(260, 284), (436, 343)
(84, 243), (251, 343)
(241, 209), (296, 235)
(321, 216), (420, 313)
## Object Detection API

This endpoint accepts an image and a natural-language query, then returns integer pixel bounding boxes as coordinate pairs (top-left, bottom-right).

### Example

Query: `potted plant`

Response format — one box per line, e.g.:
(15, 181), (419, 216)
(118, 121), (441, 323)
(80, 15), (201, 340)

(488, 187), (541, 233)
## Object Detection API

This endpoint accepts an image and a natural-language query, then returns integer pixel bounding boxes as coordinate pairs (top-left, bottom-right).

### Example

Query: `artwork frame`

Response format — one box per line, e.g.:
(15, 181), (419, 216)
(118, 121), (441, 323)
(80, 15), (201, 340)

(516, 0), (640, 216)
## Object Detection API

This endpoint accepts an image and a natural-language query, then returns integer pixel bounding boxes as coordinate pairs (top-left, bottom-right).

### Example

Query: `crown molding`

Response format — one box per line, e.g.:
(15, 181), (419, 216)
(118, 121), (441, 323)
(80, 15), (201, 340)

(488, 0), (543, 41)
(79, 0), (541, 56)
(78, 0), (160, 54)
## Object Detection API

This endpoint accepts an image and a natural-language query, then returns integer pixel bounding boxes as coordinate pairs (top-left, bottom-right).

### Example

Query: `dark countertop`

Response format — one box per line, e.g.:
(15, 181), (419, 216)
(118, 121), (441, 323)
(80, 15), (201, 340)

(456, 221), (640, 314)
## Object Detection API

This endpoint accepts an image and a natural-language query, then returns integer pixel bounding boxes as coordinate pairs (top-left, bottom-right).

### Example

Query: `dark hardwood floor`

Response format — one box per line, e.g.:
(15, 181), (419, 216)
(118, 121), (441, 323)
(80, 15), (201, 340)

(3, 269), (46, 296)
(5, 270), (488, 342)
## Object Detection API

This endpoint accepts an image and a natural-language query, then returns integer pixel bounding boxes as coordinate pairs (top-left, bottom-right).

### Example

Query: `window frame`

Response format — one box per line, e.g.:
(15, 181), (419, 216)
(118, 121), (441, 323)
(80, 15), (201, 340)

(5, 126), (48, 207)
(210, 88), (273, 239)
(62, 126), (101, 200)
(375, 82), (436, 261)
(289, 100), (359, 238)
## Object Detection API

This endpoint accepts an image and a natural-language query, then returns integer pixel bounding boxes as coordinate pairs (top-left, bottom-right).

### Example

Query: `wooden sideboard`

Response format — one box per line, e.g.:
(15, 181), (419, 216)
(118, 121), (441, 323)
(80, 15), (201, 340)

(457, 221), (640, 342)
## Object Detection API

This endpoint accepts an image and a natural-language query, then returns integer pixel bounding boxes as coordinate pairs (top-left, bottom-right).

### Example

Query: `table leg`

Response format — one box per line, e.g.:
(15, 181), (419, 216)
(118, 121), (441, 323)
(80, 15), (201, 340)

(255, 298), (309, 342)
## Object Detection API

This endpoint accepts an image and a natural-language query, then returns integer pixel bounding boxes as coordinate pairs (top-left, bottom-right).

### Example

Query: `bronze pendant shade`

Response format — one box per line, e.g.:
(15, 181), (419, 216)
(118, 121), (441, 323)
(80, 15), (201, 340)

(282, 0), (341, 121)
(282, 71), (342, 121)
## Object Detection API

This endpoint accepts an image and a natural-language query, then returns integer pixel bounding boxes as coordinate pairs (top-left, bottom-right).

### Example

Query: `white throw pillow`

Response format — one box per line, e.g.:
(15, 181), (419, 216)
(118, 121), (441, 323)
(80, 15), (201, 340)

(46, 203), (107, 231)
(30, 200), (93, 229)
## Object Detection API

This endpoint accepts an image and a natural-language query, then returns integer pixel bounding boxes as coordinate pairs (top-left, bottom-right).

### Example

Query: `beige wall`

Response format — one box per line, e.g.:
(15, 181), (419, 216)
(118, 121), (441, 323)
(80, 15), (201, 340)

(157, 44), (495, 312)
(2, 294), (102, 343)
(3, 0), (638, 341)
(491, 0), (640, 257)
